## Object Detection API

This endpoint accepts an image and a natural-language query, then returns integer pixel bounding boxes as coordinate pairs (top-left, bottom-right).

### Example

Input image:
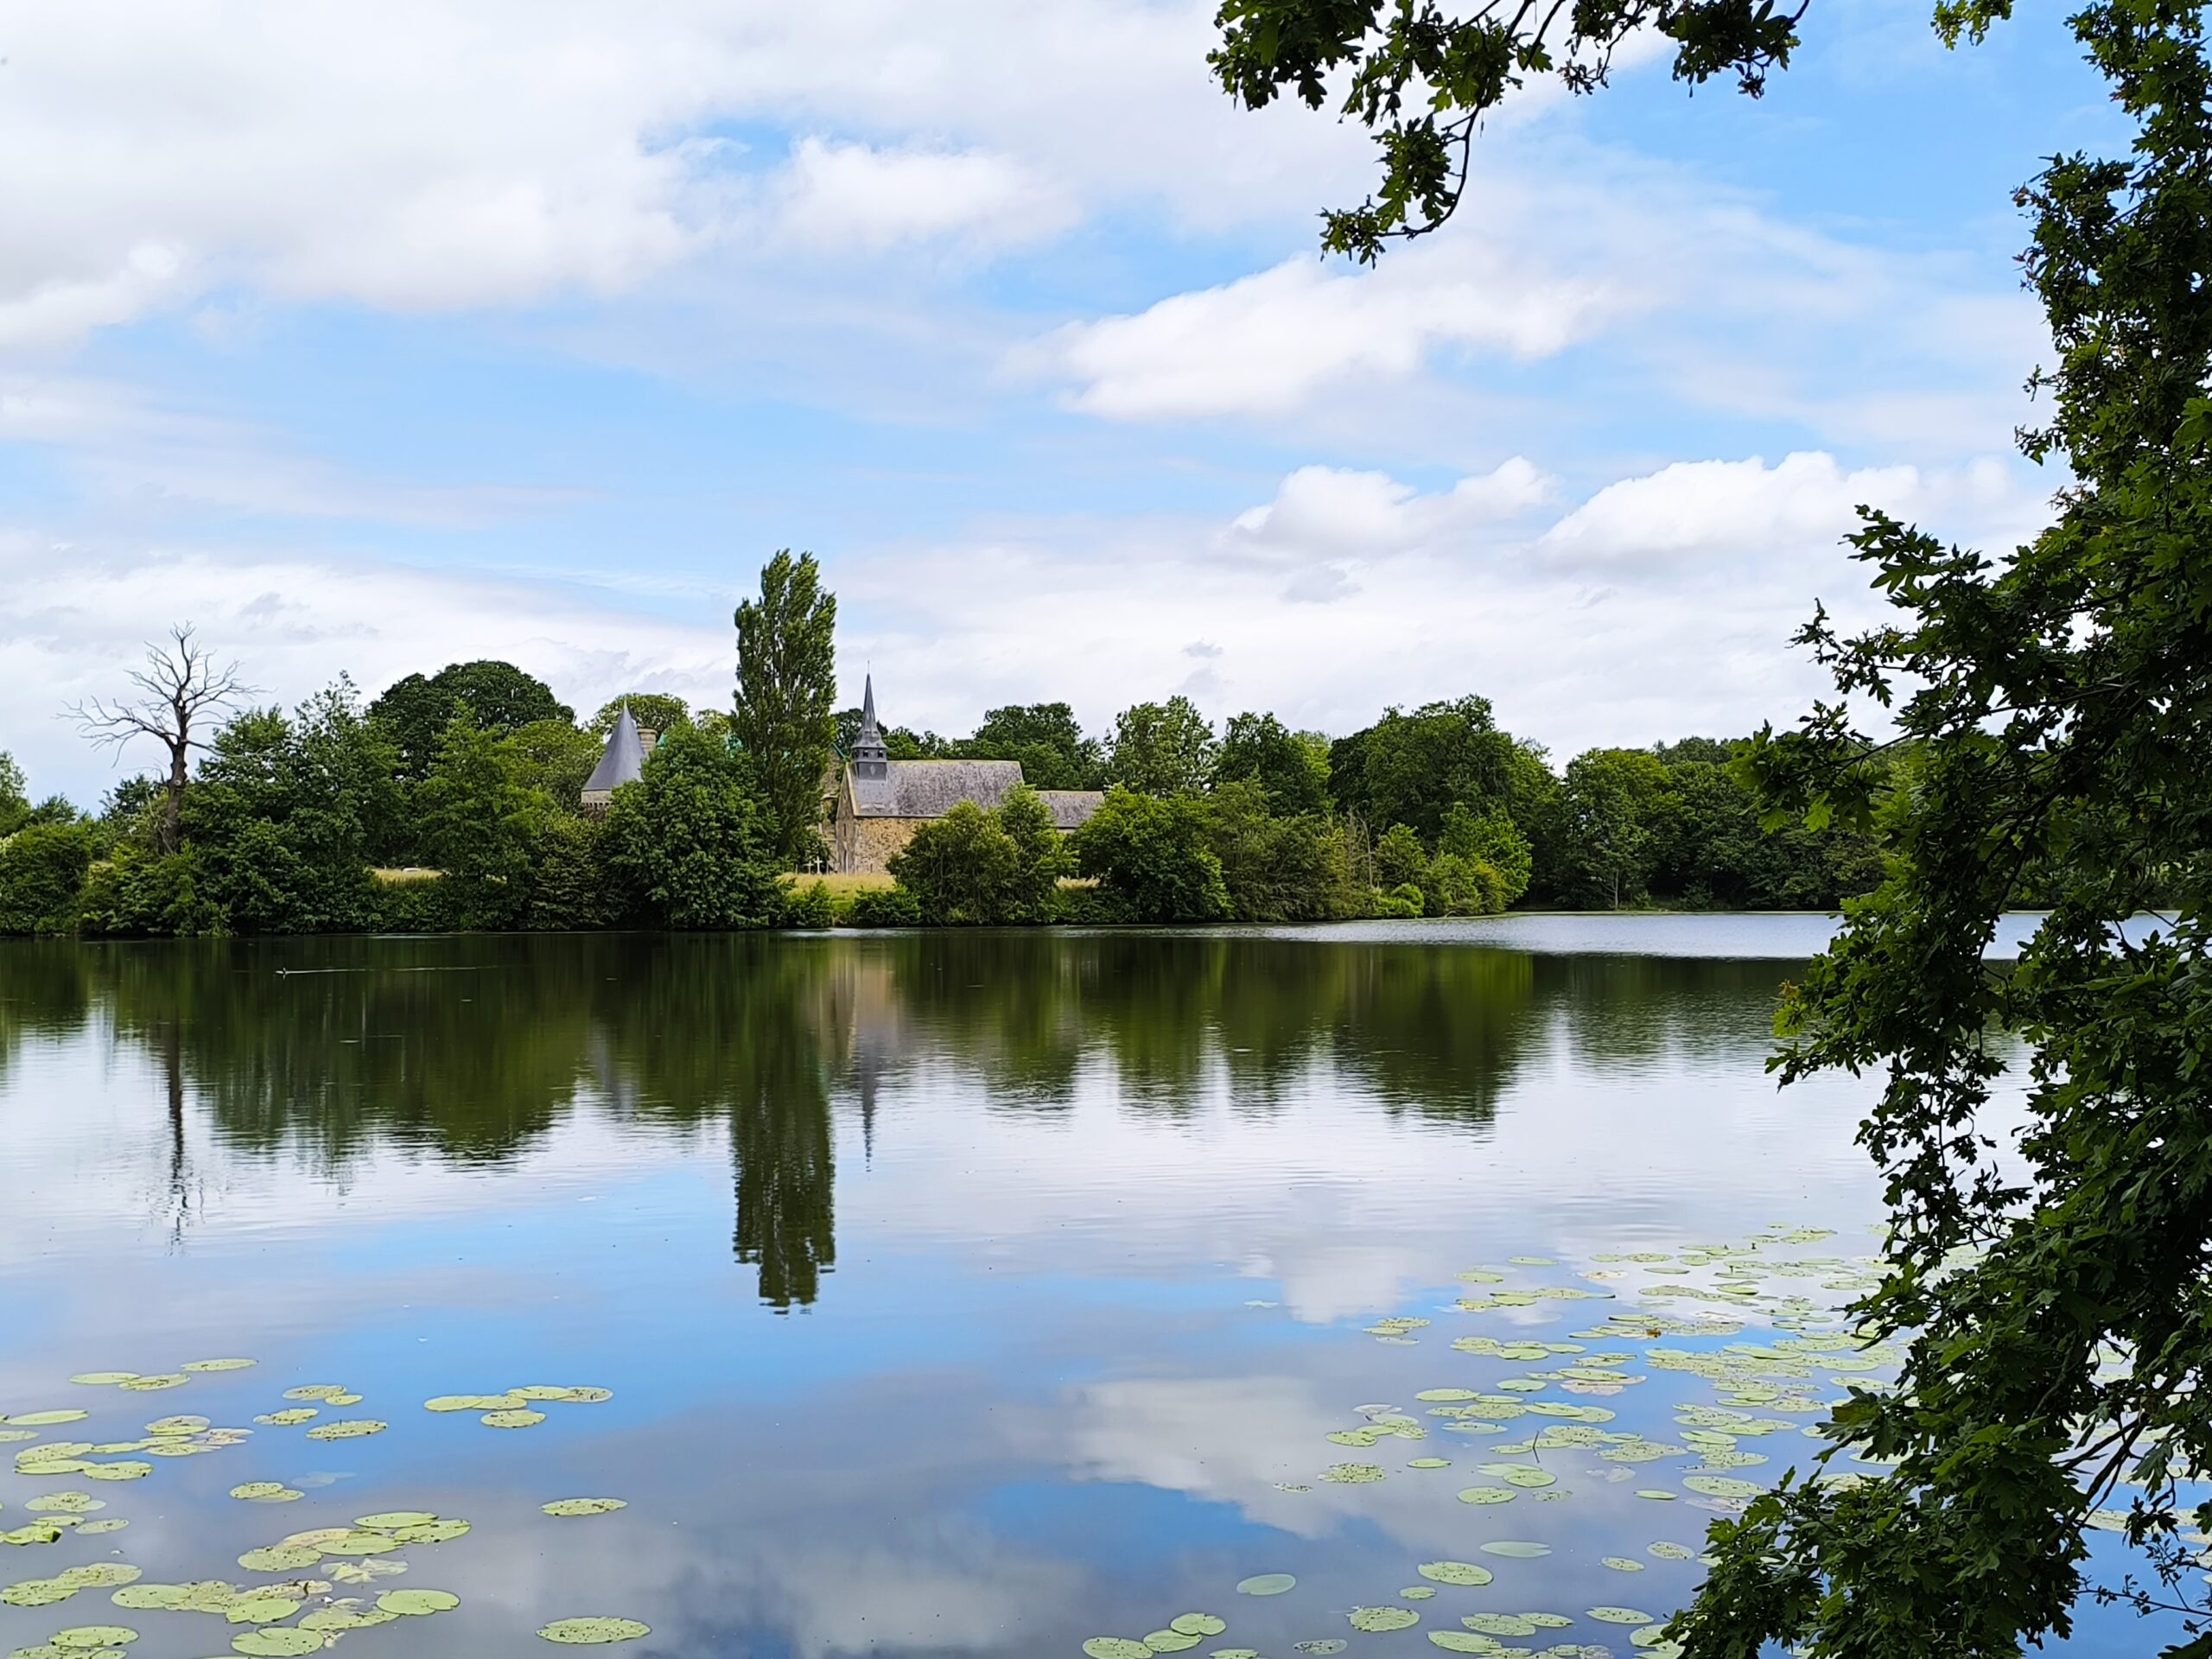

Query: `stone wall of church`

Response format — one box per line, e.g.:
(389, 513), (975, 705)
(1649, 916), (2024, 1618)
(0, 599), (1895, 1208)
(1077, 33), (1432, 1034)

(836, 815), (926, 876)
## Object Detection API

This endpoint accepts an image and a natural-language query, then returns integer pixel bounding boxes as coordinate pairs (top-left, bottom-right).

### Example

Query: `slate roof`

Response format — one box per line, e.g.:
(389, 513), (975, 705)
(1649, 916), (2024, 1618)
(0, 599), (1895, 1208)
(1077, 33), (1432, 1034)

(582, 706), (647, 796)
(848, 760), (1026, 818)
(1036, 789), (1107, 830)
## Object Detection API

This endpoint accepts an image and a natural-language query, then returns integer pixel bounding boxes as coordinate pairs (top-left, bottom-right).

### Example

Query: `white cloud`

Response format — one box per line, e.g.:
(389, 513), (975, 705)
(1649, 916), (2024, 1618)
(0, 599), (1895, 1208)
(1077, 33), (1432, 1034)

(1230, 459), (1554, 557)
(779, 139), (1069, 252)
(1033, 246), (1626, 420)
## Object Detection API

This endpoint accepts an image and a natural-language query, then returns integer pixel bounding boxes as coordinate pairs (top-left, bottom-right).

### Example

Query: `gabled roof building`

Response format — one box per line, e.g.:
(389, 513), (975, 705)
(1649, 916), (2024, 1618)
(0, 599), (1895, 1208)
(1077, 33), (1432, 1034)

(827, 677), (1103, 874)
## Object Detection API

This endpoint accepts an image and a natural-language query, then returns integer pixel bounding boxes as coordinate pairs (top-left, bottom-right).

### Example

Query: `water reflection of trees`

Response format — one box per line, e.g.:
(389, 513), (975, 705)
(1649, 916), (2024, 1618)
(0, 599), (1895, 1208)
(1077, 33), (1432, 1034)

(0, 933), (1789, 1308)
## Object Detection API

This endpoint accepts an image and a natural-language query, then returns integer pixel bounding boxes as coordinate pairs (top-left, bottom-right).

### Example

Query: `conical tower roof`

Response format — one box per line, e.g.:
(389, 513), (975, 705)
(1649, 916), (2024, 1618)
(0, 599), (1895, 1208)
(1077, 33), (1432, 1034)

(583, 703), (648, 793)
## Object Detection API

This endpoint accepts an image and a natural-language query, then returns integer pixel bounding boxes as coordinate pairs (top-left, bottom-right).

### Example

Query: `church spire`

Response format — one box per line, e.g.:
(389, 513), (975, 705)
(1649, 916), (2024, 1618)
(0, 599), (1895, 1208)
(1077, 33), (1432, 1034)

(852, 674), (888, 779)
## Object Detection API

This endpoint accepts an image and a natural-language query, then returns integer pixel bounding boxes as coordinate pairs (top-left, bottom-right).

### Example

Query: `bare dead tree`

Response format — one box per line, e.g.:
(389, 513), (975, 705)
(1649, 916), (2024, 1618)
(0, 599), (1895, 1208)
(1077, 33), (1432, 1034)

(68, 626), (254, 854)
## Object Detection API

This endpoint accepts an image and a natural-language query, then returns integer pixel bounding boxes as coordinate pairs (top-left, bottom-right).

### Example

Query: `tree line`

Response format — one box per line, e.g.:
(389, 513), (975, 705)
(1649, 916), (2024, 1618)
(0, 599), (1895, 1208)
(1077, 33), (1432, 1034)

(1, 559), (1881, 937)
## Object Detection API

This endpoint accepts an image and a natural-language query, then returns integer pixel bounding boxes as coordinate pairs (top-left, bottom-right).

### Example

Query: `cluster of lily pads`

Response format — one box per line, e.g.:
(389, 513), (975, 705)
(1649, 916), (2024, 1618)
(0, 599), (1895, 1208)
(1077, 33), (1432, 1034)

(1084, 1224), (1910, 1659)
(1, 1360), (648, 1655)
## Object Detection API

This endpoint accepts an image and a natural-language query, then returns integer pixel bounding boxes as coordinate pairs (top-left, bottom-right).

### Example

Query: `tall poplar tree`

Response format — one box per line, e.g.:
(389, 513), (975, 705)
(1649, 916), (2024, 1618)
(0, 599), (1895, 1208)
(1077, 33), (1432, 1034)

(733, 550), (837, 866)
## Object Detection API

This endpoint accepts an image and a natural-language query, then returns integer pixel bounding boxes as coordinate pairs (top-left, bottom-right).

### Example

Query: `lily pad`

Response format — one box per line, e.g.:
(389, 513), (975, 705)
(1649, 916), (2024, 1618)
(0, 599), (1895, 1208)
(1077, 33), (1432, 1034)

(236, 1548), (320, 1574)
(181, 1360), (256, 1373)
(298, 1608), (397, 1632)
(3, 1579), (77, 1606)
(1084, 1641), (1152, 1659)
(539, 1618), (650, 1644)
(1319, 1464), (1384, 1484)
(1235, 1574), (1294, 1597)
(1406, 1459), (1451, 1470)
(1601, 1557), (1644, 1572)
(1453, 1486), (1516, 1505)
(80, 1464), (151, 1484)
(49, 1629), (137, 1649)
(6, 1414), (89, 1428)
(1170, 1616), (1226, 1637)
(252, 1412), (316, 1427)
(1463, 1615), (1537, 1637)
(1427, 1634), (1496, 1653)
(1648, 1543), (1694, 1560)
(226, 1595), (304, 1624)
(1292, 1643), (1345, 1656)
(114, 1377), (185, 1394)
(1633, 1491), (1677, 1501)
(354, 1513), (436, 1531)
(54, 1567), (138, 1590)
(227, 1485), (301, 1503)
(231, 1631), (322, 1657)
(1416, 1563), (1493, 1587)
(1681, 1476), (1760, 1498)
(392, 1520), (470, 1544)
(303, 1420), (385, 1442)
(542, 1499), (626, 1517)
(377, 1589), (460, 1615)
(67, 1376), (138, 1389)
(1349, 1607), (1420, 1632)
(1586, 1608), (1656, 1625)
(1143, 1630), (1199, 1652)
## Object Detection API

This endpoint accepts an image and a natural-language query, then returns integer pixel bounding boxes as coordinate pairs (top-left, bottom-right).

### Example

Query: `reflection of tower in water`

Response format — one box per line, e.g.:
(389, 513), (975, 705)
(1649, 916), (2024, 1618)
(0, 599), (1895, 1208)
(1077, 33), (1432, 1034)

(727, 946), (906, 1310)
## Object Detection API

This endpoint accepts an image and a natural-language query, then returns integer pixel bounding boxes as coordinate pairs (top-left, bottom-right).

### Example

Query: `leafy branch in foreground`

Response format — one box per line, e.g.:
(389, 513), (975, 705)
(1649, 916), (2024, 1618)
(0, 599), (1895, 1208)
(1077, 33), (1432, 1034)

(1687, 6), (2212, 1656)
(1208, 0), (1806, 261)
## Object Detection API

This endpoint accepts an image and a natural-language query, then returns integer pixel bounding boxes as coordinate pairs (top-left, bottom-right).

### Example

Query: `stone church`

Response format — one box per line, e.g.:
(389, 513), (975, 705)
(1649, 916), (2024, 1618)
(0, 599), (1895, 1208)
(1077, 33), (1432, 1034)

(827, 678), (1103, 874)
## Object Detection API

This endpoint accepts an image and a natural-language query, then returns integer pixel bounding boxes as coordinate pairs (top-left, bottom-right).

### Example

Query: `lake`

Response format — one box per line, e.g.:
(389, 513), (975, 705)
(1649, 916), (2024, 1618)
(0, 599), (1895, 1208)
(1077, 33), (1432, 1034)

(0, 918), (2169, 1656)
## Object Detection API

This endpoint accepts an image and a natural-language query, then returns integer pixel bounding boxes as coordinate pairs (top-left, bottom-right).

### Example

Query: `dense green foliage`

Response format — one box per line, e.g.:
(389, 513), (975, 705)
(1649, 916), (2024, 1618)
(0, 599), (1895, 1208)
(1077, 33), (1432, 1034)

(887, 787), (1071, 925)
(1105, 696), (1220, 797)
(1216, 711), (1331, 814)
(1209, 0), (2212, 1651)
(833, 700), (1108, 789)
(603, 725), (782, 930)
(367, 659), (572, 781)
(587, 694), (692, 739)
(733, 549), (838, 865)
(1074, 788), (1232, 922)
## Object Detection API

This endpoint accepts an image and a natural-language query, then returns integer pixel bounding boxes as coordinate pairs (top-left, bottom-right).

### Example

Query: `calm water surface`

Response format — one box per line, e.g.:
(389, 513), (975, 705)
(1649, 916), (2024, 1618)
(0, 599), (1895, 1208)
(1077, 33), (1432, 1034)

(0, 919), (2167, 1656)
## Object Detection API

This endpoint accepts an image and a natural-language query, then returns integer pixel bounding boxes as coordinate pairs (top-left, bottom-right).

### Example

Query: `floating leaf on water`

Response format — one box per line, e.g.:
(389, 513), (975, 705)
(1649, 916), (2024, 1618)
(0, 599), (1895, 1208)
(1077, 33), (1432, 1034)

(144, 1416), (210, 1436)
(231, 1630), (322, 1657)
(80, 1465), (151, 1484)
(228, 1485), (299, 1503)
(48, 1627), (137, 1649)
(1426, 1634), (1496, 1653)
(3, 1579), (77, 1606)
(303, 1421), (385, 1442)
(226, 1595), (304, 1625)
(1170, 1616), (1225, 1637)
(1400, 1587), (1435, 1600)
(322, 1532), (401, 1556)
(14, 1464), (90, 1479)
(110, 1586), (188, 1610)
(354, 1513), (435, 1532)
(1416, 1563), (1493, 1587)
(1406, 1458), (1451, 1470)
(1084, 1640), (1152, 1659)
(1462, 1615), (1537, 1637)
(281, 1388), (347, 1403)
(392, 1520), (469, 1544)
(76, 1521), (127, 1537)
(1647, 1543), (1694, 1560)
(2, 1524), (68, 1545)
(377, 1589), (459, 1615)
(54, 1567), (138, 1590)
(1235, 1574), (1294, 1598)
(298, 1608), (397, 1632)
(1681, 1476), (1759, 1498)
(1586, 1608), (1656, 1625)
(1291, 1643), (1345, 1656)
(6, 1414), (88, 1428)
(181, 1360), (255, 1373)
(114, 1378), (185, 1395)
(1600, 1558), (1644, 1572)
(26, 1496), (100, 1515)
(279, 1530), (356, 1551)
(252, 1412), (316, 1427)
(67, 1376), (137, 1389)
(422, 1397), (489, 1414)
(481, 1410), (547, 1430)
(1349, 1607), (1419, 1632)
(538, 1618), (650, 1645)
(236, 1548), (320, 1574)
(1211, 1650), (1260, 1659)
(542, 1499), (626, 1518)
(1319, 1464), (1384, 1484)
(1476, 1542), (1550, 1559)
(1454, 1487), (1515, 1505)
(1144, 1631), (1200, 1653)
(1633, 1491), (1676, 1501)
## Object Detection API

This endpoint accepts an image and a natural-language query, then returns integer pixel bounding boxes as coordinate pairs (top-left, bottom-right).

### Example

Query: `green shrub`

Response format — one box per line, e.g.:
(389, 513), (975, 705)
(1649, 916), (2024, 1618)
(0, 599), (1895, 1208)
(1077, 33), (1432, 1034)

(847, 886), (921, 927)
(781, 879), (836, 929)
(1378, 882), (1425, 918)
(0, 823), (97, 934)
(602, 724), (780, 930)
(1072, 788), (1231, 923)
(74, 849), (218, 937)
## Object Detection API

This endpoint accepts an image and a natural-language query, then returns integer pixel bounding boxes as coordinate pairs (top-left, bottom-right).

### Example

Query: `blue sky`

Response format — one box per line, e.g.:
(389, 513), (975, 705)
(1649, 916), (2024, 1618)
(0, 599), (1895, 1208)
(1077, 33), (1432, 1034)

(0, 1), (2120, 804)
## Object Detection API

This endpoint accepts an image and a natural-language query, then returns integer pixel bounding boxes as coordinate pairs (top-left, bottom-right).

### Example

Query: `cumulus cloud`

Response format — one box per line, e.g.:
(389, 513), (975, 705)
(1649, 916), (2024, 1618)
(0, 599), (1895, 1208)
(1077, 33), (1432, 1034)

(1033, 248), (1626, 420)
(778, 139), (1070, 252)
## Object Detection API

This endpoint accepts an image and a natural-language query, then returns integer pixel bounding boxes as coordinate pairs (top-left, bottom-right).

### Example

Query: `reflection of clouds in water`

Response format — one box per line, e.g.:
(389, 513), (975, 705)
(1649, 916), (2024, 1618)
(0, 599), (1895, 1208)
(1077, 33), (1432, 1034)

(1239, 1244), (1440, 1325)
